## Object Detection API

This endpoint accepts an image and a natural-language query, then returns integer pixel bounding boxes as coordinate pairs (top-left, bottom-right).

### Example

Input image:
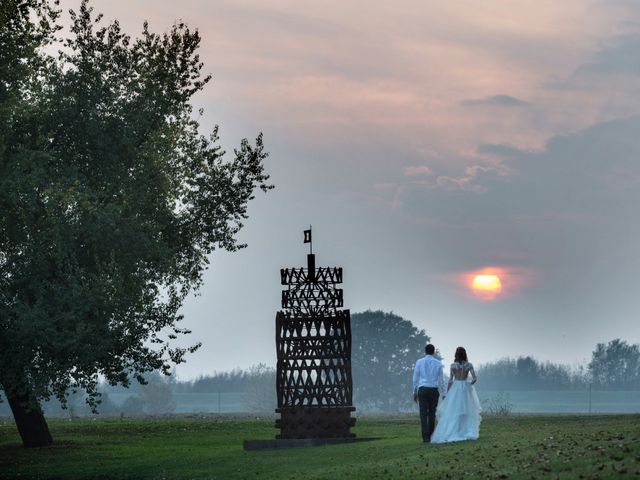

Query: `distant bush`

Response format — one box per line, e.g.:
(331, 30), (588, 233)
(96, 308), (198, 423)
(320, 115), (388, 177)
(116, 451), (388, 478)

(242, 363), (276, 413)
(138, 376), (177, 414)
(120, 396), (145, 415)
(483, 392), (513, 416)
(86, 390), (120, 416)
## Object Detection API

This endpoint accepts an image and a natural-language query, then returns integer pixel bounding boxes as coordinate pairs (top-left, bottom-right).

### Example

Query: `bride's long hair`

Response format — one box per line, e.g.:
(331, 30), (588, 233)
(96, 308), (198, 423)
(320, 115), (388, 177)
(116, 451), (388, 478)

(454, 347), (468, 363)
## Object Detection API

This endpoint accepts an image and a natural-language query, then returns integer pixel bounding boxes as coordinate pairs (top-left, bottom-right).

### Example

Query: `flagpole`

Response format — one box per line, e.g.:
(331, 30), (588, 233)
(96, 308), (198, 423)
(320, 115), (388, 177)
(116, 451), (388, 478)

(309, 224), (312, 255)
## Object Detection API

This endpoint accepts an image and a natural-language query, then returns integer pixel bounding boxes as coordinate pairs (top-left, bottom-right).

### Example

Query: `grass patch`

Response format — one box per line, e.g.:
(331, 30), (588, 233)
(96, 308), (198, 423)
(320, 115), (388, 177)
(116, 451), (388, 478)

(1, 414), (639, 479)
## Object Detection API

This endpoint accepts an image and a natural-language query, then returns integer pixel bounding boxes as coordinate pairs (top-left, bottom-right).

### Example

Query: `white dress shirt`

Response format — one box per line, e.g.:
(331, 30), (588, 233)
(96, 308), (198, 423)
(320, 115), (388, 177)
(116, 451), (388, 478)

(412, 355), (446, 396)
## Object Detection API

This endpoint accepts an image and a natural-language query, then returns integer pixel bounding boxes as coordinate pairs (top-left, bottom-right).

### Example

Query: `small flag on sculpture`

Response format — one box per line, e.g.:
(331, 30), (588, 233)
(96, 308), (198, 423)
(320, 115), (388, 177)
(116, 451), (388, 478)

(303, 229), (312, 244)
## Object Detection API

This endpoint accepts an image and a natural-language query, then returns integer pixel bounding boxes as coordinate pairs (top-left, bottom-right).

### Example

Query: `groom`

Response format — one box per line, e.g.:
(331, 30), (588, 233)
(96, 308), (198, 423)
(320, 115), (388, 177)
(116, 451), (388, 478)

(412, 344), (446, 443)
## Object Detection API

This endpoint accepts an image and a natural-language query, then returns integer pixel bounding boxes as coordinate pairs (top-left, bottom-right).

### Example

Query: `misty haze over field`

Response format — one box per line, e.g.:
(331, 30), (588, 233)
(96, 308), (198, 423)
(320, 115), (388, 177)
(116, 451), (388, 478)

(52, 0), (640, 378)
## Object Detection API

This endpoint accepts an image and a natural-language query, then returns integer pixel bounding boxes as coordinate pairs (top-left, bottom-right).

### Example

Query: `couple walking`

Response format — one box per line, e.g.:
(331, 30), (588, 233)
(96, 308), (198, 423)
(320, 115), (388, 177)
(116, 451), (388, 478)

(413, 344), (482, 443)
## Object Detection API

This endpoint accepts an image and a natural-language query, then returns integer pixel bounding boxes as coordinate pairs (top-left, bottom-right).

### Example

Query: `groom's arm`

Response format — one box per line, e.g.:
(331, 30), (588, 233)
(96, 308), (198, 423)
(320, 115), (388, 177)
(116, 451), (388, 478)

(438, 364), (446, 397)
(412, 361), (419, 402)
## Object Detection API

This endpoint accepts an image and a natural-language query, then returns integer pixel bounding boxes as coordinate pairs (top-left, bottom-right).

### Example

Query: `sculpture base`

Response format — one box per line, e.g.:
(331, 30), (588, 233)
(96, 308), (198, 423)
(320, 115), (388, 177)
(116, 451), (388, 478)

(275, 406), (356, 439)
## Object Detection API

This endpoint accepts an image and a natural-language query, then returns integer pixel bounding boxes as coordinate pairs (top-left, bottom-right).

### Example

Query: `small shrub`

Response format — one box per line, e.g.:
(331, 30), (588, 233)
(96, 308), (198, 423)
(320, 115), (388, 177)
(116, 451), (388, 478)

(243, 363), (276, 413)
(484, 391), (513, 416)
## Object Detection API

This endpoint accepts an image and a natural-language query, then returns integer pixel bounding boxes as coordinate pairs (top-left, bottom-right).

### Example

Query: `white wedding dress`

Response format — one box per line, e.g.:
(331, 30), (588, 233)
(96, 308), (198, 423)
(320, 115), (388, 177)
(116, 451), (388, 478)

(431, 361), (482, 443)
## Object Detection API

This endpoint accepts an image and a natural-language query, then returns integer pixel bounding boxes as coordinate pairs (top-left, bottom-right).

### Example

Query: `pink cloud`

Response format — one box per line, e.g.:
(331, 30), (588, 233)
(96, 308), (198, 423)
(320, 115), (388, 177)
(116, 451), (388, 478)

(402, 165), (433, 176)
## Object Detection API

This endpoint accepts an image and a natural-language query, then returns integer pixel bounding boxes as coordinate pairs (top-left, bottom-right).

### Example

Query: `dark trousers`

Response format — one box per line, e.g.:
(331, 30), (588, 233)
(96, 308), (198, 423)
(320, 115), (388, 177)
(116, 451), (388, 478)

(418, 387), (439, 442)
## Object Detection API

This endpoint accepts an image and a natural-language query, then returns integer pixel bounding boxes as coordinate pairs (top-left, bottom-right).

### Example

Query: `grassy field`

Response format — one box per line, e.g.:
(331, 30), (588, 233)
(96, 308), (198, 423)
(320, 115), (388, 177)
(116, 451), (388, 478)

(1, 414), (639, 479)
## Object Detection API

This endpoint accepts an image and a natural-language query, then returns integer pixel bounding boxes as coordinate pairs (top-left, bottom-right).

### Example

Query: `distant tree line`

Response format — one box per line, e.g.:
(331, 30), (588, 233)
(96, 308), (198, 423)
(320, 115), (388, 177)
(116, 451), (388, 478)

(0, 372), (178, 417)
(2, 313), (637, 417)
(174, 363), (276, 413)
(479, 339), (640, 391)
(0, 367), (275, 417)
(175, 369), (259, 394)
(478, 357), (586, 390)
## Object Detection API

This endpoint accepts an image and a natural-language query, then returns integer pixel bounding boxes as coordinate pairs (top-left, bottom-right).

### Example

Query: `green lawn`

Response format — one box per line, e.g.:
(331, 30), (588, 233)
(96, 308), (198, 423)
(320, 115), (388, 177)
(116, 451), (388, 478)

(1, 415), (639, 479)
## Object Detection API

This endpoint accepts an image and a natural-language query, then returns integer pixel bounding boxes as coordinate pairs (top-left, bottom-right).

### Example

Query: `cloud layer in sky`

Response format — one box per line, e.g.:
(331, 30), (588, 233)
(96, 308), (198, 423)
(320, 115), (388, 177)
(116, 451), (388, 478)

(55, 0), (640, 376)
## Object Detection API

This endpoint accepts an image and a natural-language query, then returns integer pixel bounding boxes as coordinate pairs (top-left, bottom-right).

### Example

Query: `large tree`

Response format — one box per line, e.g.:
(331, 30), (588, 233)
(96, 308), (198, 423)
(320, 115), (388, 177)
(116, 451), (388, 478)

(351, 310), (431, 411)
(0, 0), (271, 447)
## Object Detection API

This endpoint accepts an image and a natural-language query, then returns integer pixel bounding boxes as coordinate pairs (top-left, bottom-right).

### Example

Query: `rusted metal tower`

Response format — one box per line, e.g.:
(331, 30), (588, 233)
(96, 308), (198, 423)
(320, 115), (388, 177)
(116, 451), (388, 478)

(275, 227), (356, 439)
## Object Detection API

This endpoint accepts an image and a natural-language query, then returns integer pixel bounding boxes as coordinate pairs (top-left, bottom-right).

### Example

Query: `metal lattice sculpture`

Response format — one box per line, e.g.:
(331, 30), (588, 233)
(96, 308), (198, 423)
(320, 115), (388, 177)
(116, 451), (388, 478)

(275, 229), (356, 439)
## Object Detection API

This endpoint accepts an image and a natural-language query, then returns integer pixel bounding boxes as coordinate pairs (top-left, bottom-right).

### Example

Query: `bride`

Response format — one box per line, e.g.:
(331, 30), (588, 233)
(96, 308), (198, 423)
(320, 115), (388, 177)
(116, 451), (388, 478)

(431, 346), (482, 443)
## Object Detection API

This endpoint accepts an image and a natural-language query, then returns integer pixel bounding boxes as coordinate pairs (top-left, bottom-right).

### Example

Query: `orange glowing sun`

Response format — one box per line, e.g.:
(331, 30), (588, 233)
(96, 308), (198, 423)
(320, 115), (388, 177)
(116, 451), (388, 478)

(471, 274), (502, 299)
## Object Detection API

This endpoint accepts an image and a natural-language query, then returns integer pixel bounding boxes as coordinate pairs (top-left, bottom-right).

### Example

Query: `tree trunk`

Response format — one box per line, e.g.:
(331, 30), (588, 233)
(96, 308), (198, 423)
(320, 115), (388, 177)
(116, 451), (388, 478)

(5, 389), (53, 448)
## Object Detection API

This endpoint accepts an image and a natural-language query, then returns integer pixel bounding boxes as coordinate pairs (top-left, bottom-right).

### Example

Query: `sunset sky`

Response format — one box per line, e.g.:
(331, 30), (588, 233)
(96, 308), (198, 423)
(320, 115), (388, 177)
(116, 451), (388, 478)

(58, 0), (640, 377)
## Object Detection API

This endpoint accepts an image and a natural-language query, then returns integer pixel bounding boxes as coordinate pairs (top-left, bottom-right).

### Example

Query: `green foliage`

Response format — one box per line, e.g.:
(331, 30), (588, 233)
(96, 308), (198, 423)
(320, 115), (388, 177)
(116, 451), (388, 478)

(0, 0), (61, 105)
(589, 339), (640, 389)
(1, 415), (639, 479)
(351, 310), (431, 411)
(0, 0), (271, 412)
